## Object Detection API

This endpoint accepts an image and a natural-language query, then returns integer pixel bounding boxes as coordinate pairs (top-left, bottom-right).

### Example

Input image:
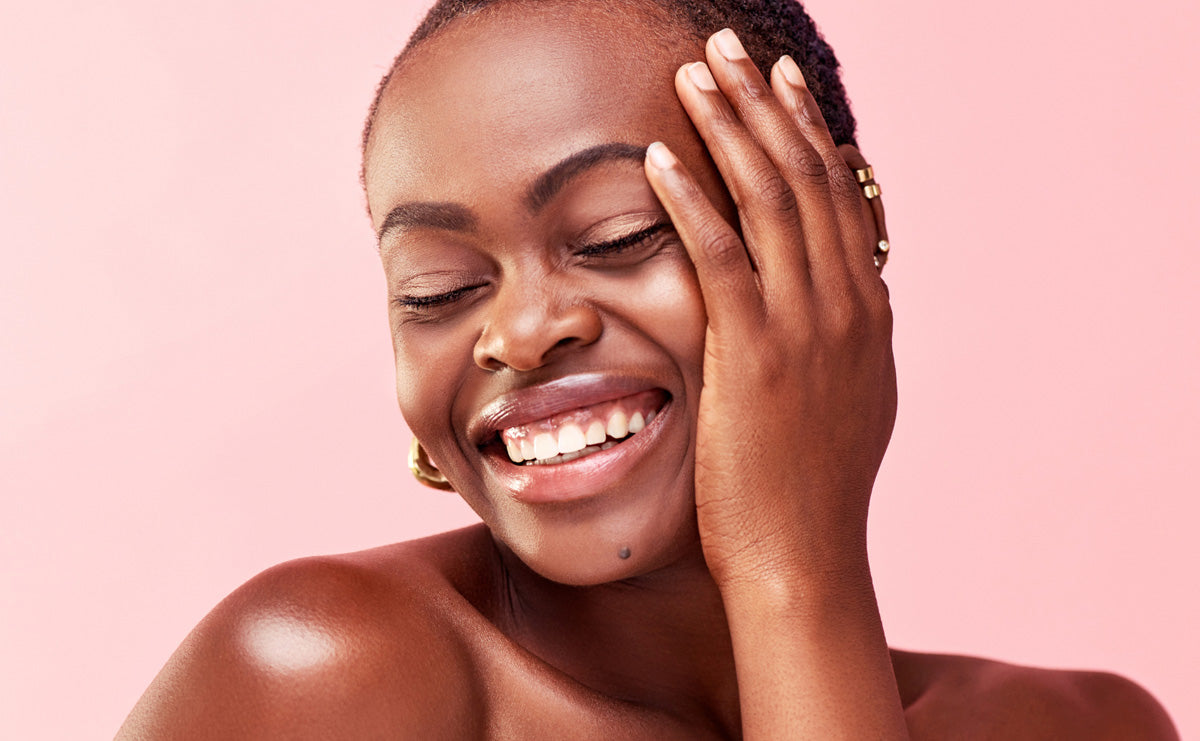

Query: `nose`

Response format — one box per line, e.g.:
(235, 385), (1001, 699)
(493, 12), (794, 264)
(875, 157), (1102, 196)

(473, 280), (602, 372)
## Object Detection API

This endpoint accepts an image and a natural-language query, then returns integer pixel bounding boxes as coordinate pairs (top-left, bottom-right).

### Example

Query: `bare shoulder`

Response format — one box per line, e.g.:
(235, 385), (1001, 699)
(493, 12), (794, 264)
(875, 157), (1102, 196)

(891, 648), (1179, 741)
(117, 526), (500, 741)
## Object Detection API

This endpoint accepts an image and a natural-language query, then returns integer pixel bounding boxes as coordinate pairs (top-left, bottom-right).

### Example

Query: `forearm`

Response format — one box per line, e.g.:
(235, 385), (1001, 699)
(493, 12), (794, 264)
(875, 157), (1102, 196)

(720, 552), (908, 740)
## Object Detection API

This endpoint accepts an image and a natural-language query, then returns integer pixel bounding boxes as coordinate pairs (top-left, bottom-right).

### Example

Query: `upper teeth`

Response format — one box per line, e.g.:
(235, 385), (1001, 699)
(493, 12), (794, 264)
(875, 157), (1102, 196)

(502, 407), (657, 464)
(586, 420), (607, 445)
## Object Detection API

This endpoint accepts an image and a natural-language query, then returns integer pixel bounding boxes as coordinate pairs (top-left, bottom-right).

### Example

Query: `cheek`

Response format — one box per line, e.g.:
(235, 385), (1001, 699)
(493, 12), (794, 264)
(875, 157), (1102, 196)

(390, 321), (471, 440)
(634, 252), (707, 375)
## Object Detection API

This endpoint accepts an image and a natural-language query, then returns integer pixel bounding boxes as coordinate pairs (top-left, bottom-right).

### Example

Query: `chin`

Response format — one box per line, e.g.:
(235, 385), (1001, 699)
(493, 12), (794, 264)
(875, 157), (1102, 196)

(486, 473), (701, 587)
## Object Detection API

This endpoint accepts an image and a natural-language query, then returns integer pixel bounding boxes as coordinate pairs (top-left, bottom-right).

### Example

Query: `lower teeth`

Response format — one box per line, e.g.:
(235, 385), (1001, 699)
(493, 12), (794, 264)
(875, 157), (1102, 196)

(523, 438), (622, 466)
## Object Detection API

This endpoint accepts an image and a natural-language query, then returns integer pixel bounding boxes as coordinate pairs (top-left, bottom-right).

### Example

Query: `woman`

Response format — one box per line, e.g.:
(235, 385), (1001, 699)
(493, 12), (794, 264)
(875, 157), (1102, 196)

(118, 0), (1179, 737)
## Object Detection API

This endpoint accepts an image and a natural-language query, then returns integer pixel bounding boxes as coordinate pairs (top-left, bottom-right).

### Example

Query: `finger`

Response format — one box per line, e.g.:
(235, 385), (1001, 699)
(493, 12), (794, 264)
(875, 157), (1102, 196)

(770, 55), (877, 288)
(838, 143), (891, 286)
(673, 60), (808, 298)
(704, 29), (846, 286)
(644, 141), (765, 334)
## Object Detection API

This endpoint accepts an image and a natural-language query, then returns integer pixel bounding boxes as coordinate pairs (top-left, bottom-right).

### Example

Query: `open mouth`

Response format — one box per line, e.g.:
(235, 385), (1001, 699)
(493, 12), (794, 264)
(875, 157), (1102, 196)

(488, 389), (669, 466)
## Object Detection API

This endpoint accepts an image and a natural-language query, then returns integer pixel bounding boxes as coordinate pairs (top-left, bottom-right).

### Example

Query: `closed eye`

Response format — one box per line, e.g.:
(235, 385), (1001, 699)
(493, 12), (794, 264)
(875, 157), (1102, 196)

(393, 284), (482, 309)
(575, 223), (670, 257)
(391, 222), (672, 312)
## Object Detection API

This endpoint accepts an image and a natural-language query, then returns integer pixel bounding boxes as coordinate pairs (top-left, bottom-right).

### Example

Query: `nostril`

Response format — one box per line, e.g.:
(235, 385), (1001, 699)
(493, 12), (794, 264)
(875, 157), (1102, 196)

(473, 301), (602, 372)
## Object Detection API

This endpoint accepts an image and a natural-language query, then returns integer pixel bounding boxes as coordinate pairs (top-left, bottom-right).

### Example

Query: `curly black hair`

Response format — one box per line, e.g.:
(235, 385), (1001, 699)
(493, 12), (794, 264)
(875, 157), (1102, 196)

(361, 0), (857, 186)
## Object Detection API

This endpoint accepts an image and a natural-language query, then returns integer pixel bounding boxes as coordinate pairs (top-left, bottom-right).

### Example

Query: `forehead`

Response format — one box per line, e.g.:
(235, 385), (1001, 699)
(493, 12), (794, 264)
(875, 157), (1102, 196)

(364, 2), (700, 223)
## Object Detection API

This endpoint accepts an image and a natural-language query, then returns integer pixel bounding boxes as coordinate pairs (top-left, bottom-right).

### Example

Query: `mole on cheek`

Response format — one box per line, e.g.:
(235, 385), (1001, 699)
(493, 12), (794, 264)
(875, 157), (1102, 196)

(618, 547), (631, 560)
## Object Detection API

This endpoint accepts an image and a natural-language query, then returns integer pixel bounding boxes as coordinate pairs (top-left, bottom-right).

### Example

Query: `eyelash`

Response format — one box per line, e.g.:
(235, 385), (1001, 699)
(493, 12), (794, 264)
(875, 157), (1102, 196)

(394, 285), (480, 308)
(394, 222), (671, 311)
(574, 222), (670, 257)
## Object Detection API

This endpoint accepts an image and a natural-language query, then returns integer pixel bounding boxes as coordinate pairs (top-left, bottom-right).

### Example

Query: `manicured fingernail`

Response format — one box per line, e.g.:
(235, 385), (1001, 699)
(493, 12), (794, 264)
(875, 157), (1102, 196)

(713, 28), (747, 60)
(686, 62), (718, 91)
(646, 141), (677, 170)
(778, 55), (806, 88)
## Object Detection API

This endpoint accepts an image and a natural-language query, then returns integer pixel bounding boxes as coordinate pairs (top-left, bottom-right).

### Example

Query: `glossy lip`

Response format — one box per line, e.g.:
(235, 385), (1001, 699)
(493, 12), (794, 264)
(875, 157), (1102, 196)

(467, 371), (666, 446)
(480, 395), (673, 504)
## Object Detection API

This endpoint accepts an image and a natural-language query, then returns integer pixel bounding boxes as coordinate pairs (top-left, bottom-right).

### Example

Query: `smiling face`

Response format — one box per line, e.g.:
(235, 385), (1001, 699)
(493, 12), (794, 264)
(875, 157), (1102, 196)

(364, 1), (737, 585)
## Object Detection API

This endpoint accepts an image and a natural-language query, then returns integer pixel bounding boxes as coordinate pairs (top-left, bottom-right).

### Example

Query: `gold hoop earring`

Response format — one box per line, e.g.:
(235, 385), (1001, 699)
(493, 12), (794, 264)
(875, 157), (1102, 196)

(408, 438), (454, 491)
(854, 165), (891, 273)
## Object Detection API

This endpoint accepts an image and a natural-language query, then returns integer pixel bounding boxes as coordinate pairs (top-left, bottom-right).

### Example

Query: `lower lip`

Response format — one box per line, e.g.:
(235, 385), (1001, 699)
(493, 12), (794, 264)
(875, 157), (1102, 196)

(480, 398), (672, 505)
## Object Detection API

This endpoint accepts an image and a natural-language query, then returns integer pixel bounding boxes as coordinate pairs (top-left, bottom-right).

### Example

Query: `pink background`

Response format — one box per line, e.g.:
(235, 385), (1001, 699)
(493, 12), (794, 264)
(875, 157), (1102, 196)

(2, 0), (1197, 738)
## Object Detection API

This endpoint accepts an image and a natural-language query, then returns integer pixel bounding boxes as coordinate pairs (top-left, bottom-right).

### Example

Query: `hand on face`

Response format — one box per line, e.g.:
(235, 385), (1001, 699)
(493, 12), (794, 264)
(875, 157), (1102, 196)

(371, 9), (894, 586)
(644, 29), (897, 589)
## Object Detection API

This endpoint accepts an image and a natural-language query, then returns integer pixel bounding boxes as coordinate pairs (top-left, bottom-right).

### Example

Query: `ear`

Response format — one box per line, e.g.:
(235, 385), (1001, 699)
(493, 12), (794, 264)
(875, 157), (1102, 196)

(837, 143), (890, 272)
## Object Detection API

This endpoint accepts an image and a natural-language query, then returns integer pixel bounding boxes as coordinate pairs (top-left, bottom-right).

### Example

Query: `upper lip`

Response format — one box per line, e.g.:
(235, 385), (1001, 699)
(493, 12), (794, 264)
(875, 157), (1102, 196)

(467, 372), (665, 447)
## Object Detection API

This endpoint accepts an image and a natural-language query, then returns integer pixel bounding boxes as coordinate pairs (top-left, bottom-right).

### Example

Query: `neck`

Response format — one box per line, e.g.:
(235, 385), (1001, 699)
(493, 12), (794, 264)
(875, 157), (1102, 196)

(494, 539), (741, 734)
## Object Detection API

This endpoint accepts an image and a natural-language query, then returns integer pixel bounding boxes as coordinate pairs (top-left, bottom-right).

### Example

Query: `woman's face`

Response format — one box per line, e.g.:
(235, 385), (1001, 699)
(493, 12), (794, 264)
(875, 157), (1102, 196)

(365, 2), (735, 585)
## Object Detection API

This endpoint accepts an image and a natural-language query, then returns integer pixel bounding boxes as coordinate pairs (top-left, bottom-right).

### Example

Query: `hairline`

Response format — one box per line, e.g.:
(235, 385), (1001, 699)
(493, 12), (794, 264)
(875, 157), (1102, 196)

(360, 0), (710, 208)
(360, 0), (858, 214)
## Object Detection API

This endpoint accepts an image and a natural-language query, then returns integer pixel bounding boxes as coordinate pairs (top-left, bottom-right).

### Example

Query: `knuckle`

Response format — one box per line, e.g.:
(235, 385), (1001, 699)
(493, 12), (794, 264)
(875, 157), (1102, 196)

(825, 292), (870, 341)
(827, 160), (860, 204)
(746, 163), (798, 215)
(870, 293), (894, 334)
(847, 286), (894, 341)
(699, 225), (747, 269)
(745, 343), (788, 386)
(787, 143), (829, 186)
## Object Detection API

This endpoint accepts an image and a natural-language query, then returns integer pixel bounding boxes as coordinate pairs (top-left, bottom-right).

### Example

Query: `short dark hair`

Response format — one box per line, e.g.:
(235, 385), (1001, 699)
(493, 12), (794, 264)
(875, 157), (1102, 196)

(361, 0), (857, 188)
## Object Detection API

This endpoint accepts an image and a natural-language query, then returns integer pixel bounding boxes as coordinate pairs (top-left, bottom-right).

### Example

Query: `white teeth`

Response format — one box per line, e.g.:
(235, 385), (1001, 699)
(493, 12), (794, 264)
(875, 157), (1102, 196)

(502, 401), (665, 465)
(557, 424), (586, 454)
(521, 438), (624, 466)
(607, 410), (629, 439)
(533, 432), (557, 461)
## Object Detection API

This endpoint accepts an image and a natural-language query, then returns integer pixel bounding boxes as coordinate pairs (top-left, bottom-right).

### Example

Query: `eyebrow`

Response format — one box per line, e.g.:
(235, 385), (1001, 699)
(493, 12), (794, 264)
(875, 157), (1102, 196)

(524, 142), (647, 212)
(376, 142), (647, 243)
(377, 202), (477, 243)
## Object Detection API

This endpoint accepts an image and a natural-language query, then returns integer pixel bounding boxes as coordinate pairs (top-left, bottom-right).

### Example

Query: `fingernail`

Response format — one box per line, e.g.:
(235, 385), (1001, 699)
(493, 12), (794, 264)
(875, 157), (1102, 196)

(778, 55), (806, 88)
(713, 28), (747, 60)
(646, 141), (677, 170)
(686, 62), (718, 91)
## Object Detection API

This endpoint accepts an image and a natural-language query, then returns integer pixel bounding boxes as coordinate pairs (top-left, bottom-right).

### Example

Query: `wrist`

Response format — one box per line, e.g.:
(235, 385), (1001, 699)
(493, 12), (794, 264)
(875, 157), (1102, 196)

(716, 556), (876, 619)
(706, 521), (872, 599)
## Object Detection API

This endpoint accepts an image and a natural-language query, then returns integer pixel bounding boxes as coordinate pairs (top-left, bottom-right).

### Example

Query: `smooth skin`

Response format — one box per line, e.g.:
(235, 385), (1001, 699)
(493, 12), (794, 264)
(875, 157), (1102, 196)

(118, 4), (1178, 739)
